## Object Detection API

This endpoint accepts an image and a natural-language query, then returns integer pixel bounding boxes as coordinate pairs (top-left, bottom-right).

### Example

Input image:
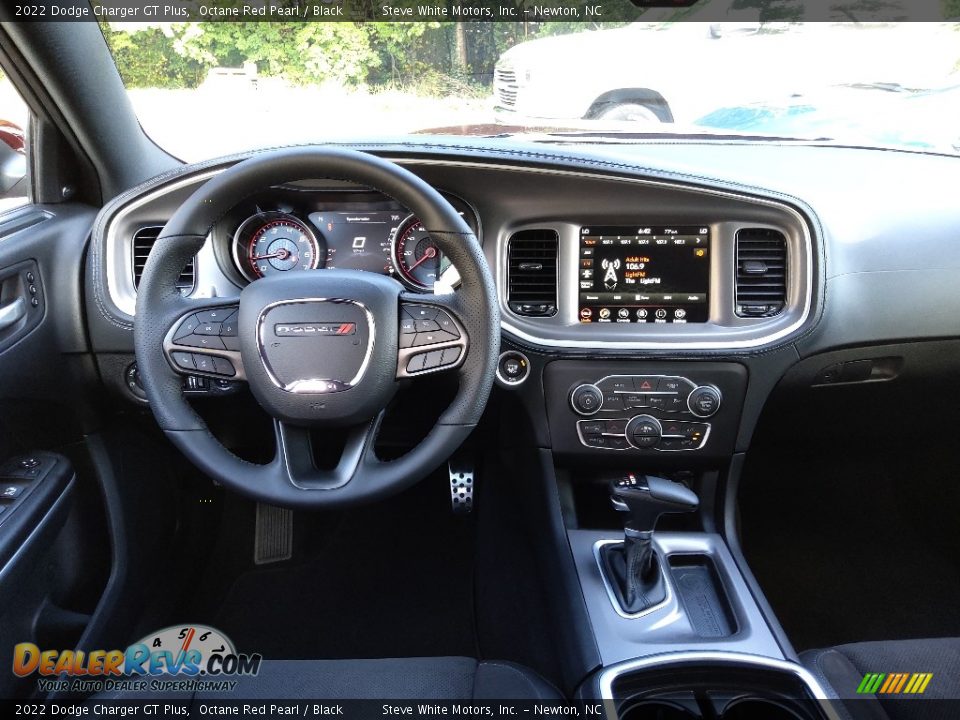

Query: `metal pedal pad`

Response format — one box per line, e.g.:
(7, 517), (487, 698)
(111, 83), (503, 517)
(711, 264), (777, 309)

(448, 462), (475, 514)
(254, 503), (293, 565)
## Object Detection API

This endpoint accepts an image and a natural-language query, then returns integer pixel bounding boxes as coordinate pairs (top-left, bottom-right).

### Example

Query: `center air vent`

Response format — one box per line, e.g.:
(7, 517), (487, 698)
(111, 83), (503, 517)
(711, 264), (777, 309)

(735, 228), (787, 317)
(133, 226), (195, 294)
(507, 229), (558, 317)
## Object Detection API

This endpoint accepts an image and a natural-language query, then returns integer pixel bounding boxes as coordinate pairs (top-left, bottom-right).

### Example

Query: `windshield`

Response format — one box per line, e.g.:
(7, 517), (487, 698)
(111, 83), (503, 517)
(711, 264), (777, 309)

(102, 16), (960, 160)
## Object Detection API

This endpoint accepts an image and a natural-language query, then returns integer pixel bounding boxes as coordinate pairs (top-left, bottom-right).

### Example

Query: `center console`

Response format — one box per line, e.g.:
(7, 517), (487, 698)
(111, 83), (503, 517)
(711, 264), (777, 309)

(536, 359), (834, 718)
(484, 169), (826, 715)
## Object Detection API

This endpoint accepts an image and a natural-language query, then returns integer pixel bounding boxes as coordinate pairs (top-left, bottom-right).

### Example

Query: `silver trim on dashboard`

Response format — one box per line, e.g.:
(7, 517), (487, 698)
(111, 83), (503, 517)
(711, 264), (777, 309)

(105, 170), (223, 318)
(497, 216), (810, 351)
(104, 158), (816, 350)
(455, 162), (816, 350)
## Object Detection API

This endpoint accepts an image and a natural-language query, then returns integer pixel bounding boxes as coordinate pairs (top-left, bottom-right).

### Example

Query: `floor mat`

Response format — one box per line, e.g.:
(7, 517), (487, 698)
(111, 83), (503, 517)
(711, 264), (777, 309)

(739, 439), (960, 653)
(210, 475), (478, 660)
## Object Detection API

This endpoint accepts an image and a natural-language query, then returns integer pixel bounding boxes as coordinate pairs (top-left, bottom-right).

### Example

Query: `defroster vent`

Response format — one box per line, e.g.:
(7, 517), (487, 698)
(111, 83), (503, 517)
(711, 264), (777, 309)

(507, 229), (558, 317)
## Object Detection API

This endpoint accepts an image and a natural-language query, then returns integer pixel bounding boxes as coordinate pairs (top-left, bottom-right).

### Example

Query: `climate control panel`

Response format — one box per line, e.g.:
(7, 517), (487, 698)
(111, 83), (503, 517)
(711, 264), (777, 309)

(544, 361), (747, 460)
(570, 375), (718, 452)
(570, 375), (722, 419)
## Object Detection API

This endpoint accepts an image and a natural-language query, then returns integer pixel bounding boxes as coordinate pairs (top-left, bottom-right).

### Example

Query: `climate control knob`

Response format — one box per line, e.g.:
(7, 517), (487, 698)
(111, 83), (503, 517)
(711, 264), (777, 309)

(570, 384), (603, 416)
(626, 414), (662, 449)
(688, 385), (722, 418)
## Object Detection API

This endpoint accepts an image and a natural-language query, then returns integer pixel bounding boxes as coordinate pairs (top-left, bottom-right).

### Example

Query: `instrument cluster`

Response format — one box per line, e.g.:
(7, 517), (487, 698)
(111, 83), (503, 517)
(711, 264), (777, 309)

(215, 187), (478, 292)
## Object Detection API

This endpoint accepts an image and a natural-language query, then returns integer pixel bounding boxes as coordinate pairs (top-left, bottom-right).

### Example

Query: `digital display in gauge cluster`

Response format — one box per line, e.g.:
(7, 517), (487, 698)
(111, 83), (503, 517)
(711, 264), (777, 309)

(308, 210), (398, 275)
(578, 226), (710, 324)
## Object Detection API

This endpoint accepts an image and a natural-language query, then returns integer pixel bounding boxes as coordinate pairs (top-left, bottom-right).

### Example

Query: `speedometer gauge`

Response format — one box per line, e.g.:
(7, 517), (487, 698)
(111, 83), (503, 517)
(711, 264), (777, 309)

(391, 214), (452, 291)
(232, 212), (323, 282)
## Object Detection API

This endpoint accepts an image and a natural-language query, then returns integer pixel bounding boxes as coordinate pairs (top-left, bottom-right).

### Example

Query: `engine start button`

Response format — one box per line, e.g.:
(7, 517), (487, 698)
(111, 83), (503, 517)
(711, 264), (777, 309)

(497, 351), (531, 386)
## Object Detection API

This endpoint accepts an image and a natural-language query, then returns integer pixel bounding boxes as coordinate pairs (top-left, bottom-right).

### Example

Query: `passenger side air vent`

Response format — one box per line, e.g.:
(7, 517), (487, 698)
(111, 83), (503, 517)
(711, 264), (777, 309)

(507, 229), (558, 317)
(132, 226), (195, 294)
(735, 228), (787, 317)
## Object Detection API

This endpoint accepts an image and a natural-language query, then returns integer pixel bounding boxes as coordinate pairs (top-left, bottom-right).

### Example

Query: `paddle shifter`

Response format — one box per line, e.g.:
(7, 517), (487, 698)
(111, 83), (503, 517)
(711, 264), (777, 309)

(600, 473), (699, 614)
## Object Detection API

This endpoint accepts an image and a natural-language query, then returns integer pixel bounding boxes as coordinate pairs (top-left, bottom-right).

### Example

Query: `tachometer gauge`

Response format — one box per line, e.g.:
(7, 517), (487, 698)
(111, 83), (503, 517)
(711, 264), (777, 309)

(391, 214), (452, 291)
(233, 212), (323, 282)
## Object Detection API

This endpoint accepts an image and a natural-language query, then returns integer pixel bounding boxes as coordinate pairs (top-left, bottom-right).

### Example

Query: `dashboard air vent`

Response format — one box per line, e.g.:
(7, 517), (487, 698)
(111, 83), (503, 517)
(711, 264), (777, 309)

(133, 226), (195, 294)
(507, 229), (558, 317)
(735, 228), (787, 317)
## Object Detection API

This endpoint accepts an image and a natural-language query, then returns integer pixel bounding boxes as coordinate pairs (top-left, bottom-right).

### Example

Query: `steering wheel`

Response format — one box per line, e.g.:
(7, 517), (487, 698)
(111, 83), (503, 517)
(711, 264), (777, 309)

(134, 147), (499, 508)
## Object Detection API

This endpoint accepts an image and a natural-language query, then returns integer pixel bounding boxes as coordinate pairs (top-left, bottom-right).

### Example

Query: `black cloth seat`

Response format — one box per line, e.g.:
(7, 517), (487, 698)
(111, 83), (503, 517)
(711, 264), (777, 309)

(95, 657), (561, 701)
(801, 638), (960, 720)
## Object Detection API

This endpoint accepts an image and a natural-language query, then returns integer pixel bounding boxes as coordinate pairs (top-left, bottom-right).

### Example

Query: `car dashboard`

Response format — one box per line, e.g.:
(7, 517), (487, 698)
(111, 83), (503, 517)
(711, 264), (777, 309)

(95, 152), (815, 348)
(84, 139), (960, 465)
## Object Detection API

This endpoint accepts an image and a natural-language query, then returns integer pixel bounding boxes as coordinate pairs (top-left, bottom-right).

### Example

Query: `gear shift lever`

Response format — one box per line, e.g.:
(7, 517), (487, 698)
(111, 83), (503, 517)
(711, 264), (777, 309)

(600, 474), (699, 614)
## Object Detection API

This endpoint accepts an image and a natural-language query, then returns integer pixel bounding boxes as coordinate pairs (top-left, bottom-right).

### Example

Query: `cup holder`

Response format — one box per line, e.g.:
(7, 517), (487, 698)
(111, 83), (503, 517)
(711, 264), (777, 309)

(607, 655), (828, 720)
(721, 698), (807, 720)
(620, 701), (699, 720)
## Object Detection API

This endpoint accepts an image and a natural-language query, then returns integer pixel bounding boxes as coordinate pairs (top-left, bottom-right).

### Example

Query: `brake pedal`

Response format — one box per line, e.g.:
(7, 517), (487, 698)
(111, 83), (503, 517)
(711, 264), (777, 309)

(254, 503), (293, 565)
(448, 461), (475, 514)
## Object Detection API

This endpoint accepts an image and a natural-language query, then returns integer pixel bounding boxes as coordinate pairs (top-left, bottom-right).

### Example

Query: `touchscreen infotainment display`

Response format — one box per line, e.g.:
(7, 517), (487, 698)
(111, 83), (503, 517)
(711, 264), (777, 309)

(578, 226), (709, 324)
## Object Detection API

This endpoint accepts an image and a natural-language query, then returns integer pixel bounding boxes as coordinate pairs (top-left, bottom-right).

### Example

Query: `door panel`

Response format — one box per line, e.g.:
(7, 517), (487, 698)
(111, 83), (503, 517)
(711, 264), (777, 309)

(0, 203), (106, 698)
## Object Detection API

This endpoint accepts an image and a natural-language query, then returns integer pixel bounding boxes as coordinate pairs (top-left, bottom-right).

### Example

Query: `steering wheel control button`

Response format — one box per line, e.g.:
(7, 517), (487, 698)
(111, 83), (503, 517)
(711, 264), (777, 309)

(173, 315), (200, 340)
(407, 306), (438, 321)
(196, 322), (222, 336)
(212, 357), (236, 377)
(171, 352), (195, 371)
(413, 330), (457, 347)
(396, 304), (467, 378)
(193, 355), (215, 374)
(422, 350), (445, 369)
(176, 334), (226, 350)
(404, 346), (463, 375)
(441, 347), (462, 365)
(220, 313), (239, 337)
(497, 351), (530, 385)
(688, 385), (722, 418)
(406, 354), (427, 372)
(571, 384), (603, 416)
(196, 308), (233, 323)
(415, 318), (440, 332)
(435, 312), (460, 338)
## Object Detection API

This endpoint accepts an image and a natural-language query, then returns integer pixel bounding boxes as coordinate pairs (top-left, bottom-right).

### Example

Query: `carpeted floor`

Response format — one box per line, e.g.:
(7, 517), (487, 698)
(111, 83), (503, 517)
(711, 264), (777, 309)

(209, 476), (479, 659)
(739, 436), (960, 653)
